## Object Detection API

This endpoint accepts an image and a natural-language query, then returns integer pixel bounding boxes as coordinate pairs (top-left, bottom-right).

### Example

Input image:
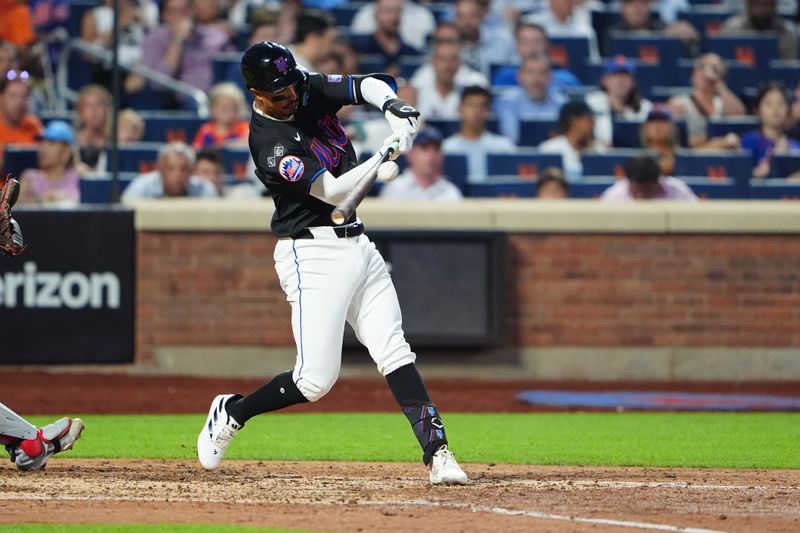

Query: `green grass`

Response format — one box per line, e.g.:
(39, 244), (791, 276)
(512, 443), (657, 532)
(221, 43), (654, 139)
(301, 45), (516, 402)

(0, 526), (313, 533)
(28, 413), (800, 469)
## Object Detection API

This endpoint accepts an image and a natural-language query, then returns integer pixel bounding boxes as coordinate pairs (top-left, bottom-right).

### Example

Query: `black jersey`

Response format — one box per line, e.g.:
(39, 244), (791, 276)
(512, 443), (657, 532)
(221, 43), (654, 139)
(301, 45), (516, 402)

(249, 72), (380, 238)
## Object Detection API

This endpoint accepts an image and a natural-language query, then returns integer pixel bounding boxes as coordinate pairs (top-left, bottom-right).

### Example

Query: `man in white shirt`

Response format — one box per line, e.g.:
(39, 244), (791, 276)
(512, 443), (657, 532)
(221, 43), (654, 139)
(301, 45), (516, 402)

(523, 0), (600, 60)
(538, 99), (599, 181)
(442, 86), (516, 183)
(381, 127), (463, 201)
(351, 0), (436, 51)
(601, 155), (698, 201)
(410, 38), (489, 120)
(122, 142), (219, 202)
(453, 0), (515, 76)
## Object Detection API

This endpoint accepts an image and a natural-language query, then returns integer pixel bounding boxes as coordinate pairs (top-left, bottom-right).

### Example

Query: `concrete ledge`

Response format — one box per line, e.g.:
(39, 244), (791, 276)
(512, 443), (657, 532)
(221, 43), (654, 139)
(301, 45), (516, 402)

(133, 199), (800, 234)
(149, 346), (800, 381)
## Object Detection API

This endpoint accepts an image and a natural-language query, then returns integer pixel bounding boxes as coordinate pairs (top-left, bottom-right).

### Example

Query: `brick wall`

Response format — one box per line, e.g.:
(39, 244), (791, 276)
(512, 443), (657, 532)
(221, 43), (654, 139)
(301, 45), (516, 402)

(136, 232), (800, 363)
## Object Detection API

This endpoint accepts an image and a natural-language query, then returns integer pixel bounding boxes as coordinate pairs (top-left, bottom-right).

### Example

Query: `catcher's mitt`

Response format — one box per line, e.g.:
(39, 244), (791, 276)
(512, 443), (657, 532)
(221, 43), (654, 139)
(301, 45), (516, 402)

(0, 175), (25, 257)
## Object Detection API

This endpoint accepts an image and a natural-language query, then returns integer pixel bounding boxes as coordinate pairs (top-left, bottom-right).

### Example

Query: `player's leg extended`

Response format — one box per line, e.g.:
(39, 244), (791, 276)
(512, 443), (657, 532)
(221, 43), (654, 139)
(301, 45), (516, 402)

(2, 405), (84, 471)
(346, 239), (467, 484)
(0, 402), (38, 440)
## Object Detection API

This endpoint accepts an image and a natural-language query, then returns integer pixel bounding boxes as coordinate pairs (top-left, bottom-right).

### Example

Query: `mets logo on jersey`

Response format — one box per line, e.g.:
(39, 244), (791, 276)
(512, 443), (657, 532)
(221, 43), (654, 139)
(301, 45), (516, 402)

(279, 155), (304, 182)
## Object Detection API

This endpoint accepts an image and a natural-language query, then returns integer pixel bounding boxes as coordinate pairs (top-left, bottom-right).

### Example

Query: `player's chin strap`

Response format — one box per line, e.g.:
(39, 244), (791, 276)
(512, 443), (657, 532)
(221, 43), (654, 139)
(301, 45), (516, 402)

(385, 363), (448, 466)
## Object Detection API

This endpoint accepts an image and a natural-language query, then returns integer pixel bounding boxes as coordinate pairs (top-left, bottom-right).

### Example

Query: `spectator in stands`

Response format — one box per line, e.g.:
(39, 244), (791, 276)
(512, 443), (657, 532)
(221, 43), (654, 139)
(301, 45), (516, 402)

(492, 21), (581, 90)
(494, 54), (567, 143)
(348, 82), (418, 158)
(791, 81), (800, 139)
(741, 82), (800, 178)
(246, 7), (281, 44)
(536, 166), (570, 198)
(0, 41), (18, 75)
(668, 53), (746, 149)
(0, 70), (42, 169)
(122, 142), (218, 202)
(29, 0), (71, 37)
(75, 84), (112, 174)
(443, 85), (516, 183)
(523, 0), (599, 60)
(195, 146), (263, 198)
(81, 0), (158, 68)
(586, 56), (653, 149)
(331, 38), (360, 76)
(0, 0), (35, 48)
(351, 0), (421, 78)
(410, 39), (489, 120)
(601, 155), (697, 201)
(228, 0), (299, 38)
(193, 0), (234, 39)
(351, 0), (436, 51)
(539, 99), (600, 181)
(380, 127), (463, 201)
(604, 0), (699, 56)
(289, 9), (337, 72)
(117, 108), (145, 145)
(192, 83), (249, 150)
(137, 0), (233, 97)
(18, 120), (80, 206)
(640, 106), (679, 176)
(453, 0), (515, 77)
(722, 0), (797, 60)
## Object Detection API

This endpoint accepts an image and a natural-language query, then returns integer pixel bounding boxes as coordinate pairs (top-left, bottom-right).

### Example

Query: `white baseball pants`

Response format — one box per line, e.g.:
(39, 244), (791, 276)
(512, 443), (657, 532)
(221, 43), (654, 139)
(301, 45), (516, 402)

(274, 227), (416, 402)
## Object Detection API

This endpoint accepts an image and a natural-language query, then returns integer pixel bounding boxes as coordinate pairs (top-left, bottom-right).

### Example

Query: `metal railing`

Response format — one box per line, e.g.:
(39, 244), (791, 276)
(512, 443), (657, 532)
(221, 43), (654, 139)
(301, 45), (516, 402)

(55, 38), (210, 117)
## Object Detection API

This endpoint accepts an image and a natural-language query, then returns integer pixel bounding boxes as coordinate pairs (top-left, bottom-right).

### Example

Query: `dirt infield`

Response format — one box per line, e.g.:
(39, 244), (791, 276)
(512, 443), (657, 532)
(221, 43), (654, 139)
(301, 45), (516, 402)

(1, 460), (798, 532)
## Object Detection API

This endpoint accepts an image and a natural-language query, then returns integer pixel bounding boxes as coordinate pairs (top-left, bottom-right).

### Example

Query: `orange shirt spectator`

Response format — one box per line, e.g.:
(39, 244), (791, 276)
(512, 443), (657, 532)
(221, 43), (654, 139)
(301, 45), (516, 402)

(0, 72), (43, 168)
(191, 82), (249, 150)
(0, 0), (37, 46)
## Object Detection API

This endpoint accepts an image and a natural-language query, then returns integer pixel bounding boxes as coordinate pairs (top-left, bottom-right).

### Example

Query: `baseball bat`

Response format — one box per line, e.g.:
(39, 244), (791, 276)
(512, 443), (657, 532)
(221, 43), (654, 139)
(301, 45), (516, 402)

(331, 147), (394, 225)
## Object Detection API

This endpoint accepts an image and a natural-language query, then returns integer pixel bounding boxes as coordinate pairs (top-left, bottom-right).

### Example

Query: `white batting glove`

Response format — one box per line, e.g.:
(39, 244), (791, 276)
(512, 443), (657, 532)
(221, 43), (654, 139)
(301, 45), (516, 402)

(383, 98), (420, 143)
(379, 133), (404, 160)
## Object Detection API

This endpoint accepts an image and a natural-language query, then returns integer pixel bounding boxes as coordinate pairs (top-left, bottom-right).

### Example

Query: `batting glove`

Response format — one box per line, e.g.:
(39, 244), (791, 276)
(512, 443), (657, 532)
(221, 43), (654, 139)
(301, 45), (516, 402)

(383, 98), (420, 152)
(379, 133), (404, 161)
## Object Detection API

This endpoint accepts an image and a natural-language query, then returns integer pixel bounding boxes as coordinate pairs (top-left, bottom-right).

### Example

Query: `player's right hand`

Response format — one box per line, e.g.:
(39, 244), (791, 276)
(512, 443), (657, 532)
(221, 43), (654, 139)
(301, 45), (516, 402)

(380, 133), (405, 160)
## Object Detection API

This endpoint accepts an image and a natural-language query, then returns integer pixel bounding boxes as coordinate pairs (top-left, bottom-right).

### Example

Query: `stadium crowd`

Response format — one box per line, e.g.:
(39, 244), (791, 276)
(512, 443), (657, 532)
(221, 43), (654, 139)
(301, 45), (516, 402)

(1, 0), (800, 204)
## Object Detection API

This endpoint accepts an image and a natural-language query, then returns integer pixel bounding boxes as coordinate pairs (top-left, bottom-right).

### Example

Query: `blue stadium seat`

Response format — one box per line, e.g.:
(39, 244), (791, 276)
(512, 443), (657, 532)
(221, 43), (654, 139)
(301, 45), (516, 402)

(80, 175), (135, 204)
(707, 117), (760, 138)
(770, 154), (800, 178)
(548, 37), (590, 82)
(683, 178), (741, 199)
(518, 120), (560, 147)
(109, 144), (162, 174)
(2, 147), (38, 177)
(607, 33), (684, 79)
(767, 60), (800, 89)
(426, 119), (460, 139)
(582, 151), (642, 178)
(68, 0), (101, 42)
(749, 179), (800, 199)
(212, 54), (245, 86)
(582, 61), (664, 100)
(703, 35), (778, 73)
(570, 179), (615, 198)
(221, 147), (253, 180)
(468, 181), (536, 198)
(140, 115), (206, 144)
(612, 119), (689, 149)
(674, 151), (751, 197)
(486, 153), (563, 178)
(333, 5), (361, 27)
(677, 8), (732, 38)
(443, 154), (469, 194)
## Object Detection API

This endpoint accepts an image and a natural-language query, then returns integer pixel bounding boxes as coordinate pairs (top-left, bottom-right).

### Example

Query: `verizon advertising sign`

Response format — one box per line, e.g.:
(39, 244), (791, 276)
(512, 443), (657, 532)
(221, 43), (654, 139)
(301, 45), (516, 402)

(0, 209), (134, 364)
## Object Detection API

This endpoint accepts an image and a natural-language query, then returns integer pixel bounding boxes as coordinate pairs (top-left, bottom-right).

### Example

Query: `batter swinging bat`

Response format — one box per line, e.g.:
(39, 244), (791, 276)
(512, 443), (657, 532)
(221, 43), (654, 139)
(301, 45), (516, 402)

(331, 147), (395, 225)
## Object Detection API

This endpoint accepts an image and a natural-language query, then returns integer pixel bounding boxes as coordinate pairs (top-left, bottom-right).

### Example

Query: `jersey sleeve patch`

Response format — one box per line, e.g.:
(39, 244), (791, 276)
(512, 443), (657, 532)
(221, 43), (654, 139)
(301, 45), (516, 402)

(327, 74), (343, 82)
(278, 155), (305, 182)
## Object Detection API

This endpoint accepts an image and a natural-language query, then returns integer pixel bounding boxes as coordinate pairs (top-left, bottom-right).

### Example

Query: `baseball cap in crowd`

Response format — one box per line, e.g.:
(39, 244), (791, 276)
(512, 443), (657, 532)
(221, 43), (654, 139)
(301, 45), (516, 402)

(645, 104), (672, 122)
(38, 120), (75, 144)
(414, 127), (443, 147)
(603, 55), (636, 76)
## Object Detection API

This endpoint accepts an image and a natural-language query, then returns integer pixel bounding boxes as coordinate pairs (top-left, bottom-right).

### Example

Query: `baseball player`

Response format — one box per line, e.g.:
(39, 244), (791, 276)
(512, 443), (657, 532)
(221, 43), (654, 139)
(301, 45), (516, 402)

(197, 42), (468, 485)
(1, 403), (84, 470)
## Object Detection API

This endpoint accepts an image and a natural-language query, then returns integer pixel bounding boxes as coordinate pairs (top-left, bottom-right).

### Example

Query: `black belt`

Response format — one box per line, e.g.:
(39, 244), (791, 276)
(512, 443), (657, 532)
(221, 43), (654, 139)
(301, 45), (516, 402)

(280, 222), (365, 240)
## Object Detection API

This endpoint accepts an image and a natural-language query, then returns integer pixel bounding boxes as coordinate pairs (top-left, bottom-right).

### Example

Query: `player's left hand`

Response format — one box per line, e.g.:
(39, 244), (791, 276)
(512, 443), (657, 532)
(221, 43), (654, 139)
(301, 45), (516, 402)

(380, 133), (405, 160)
(383, 98), (420, 140)
(0, 175), (25, 257)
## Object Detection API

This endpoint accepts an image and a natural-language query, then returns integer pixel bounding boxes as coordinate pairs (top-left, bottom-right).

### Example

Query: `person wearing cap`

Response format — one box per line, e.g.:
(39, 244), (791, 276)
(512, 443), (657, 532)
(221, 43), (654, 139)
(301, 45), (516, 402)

(0, 70), (42, 169)
(380, 127), (463, 201)
(494, 53), (567, 144)
(601, 155), (697, 201)
(640, 105), (679, 176)
(539, 99), (602, 181)
(18, 120), (81, 207)
(585, 56), (653, 149)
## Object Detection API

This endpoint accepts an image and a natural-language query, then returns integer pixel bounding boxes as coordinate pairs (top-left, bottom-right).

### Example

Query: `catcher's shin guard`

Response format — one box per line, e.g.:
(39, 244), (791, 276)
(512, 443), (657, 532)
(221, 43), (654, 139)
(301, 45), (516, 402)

(0, 402), (38, 440)
(10, 418), (84, 471)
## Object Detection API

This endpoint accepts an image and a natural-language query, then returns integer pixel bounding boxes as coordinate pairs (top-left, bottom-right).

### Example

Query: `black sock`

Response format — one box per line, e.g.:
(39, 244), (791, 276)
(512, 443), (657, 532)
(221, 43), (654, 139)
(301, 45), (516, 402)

(226, 371), (309, 424)
(386, 363), (448, 465)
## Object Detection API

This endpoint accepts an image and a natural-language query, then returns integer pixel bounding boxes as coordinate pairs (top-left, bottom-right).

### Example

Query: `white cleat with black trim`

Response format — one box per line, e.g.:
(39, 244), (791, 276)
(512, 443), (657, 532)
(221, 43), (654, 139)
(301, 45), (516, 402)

(197, 394), (242, 470)
(429, 445), (468, 485)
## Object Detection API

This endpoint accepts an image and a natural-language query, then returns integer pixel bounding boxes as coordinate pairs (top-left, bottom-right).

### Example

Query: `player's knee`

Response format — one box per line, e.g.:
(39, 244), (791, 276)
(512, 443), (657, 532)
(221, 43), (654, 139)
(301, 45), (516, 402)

(296, 375), (337, 402)
(377, 347), (416, 377)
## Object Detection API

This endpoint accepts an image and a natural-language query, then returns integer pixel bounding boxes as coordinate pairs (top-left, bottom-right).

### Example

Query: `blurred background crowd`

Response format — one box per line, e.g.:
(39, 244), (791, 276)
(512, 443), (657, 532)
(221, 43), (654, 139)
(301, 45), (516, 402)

(2, 0), (800, 204)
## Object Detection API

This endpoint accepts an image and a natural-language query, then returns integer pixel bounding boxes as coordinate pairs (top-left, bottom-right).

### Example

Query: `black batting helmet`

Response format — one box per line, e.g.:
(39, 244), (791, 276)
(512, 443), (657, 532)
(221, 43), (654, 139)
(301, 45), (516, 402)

(241, 42), (307, 93)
